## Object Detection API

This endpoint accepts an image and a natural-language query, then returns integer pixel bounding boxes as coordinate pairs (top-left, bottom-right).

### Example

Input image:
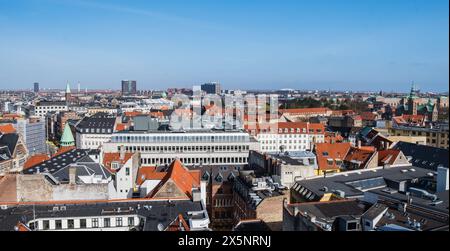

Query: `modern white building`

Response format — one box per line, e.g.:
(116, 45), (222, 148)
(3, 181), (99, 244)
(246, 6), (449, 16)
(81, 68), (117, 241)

(75, 113), (118, 150)
(253, 122), (326, 153)
(33, 101), (68, 118)
(102, 129), (258, 167)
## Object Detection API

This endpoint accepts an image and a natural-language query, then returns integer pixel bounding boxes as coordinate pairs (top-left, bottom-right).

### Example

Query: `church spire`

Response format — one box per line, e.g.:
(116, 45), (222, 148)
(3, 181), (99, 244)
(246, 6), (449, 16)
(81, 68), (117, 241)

(65, 82), (72, 102)
(66, 82), (71, 94)
(60, 123), (75, 147)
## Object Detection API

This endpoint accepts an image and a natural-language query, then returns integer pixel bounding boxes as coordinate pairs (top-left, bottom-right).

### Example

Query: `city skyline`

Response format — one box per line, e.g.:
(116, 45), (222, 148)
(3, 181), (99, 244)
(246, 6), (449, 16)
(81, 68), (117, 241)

(0, 0), (449, 92)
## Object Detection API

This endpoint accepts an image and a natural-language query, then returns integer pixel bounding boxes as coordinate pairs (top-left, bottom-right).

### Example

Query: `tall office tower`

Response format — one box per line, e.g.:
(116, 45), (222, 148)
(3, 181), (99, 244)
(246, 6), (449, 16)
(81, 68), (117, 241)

(121, 80), (137, 95)
(201, 82), (221, 95)
(33, 82), (39, 93)
(14, 118), (47, 155)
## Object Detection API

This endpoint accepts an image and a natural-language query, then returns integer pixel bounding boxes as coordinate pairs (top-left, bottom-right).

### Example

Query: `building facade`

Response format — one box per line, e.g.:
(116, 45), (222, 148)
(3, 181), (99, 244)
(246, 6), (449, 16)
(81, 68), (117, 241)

(121, 80), (137, 95)
(102, 129), (258, 166)
(14, 118), (47, 154)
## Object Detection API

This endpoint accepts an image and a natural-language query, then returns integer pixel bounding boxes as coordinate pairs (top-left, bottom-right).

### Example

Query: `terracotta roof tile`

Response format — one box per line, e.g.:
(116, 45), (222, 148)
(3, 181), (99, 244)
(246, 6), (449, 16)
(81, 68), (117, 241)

(315, 142), (352, 171)
(0, 124), (16, 134)
(23, 154), (50, 170)
(378, 149), (401, 166)
(149, 159), (201, 199)
(102, 152), (134, 173)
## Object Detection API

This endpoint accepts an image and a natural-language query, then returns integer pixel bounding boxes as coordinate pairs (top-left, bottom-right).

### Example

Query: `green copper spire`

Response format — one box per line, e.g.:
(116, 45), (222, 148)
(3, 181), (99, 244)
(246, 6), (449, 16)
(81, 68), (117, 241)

(66, 82), (71, 94)
(60, 123), (75, 147)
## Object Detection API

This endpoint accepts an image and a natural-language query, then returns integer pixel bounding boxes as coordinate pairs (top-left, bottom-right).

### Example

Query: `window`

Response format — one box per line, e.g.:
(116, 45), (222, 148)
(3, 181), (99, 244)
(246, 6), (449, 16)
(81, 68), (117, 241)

(347, 222), (358, 231)
(79, 219), (87, 228)
(104, 218), (111, 228)
(55, 220), (62, 230)
(43, 220), (50, 230)
(125, 167), (130, 176)
(116, 217), (123, 227)
(92, 218), (99, 228)
(68, 219), (74, 229)
(128, 217), (134, 226)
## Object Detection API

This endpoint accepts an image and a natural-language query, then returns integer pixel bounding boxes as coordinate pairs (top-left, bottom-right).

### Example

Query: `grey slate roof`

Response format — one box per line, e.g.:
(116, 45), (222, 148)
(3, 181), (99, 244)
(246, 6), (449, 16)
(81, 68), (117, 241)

(22, 149), (111, 183)
(392, 141), (449, 170)
(0, 133), (19, 157)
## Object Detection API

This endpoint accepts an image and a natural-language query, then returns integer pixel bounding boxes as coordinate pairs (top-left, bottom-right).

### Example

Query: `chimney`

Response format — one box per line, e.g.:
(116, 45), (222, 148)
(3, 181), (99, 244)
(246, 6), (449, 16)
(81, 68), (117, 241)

(120, 145), (126, 161)
(69, 165), (77, 185)
(357, 140), (362, 148)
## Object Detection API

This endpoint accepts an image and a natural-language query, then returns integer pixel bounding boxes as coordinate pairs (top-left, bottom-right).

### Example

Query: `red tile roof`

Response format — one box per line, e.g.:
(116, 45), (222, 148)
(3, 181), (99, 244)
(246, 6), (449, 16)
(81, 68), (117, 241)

(52, 146), (76, 158)
(0, 124), (16, 134)
(23, 154), (50, 170)
(102, 152), (134, 173)
(378, 149), (402, 166)
(115, 123), (129, 131)
(344, 147), (376, 168)
(360, 112), (378, 121)
(137, 166), (167, 185)
(124, 111), (144, 117)
(149, 159), (201, 199)
(166, 214), (191, 231)
(245, 122), (325, 135)
(15, 222), (31, 231)
(315, 142), (352, 171)
(279, 107), (331, 115)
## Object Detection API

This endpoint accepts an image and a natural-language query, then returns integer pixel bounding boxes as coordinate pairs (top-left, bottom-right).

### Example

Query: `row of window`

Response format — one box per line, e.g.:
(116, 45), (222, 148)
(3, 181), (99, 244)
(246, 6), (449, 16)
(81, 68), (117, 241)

(141, 157), (248, 165)
(29, 217), (136, 230)
(111, 134), (249, 143)
(119, 144), (250, 153)
(81, 128), (113, 134)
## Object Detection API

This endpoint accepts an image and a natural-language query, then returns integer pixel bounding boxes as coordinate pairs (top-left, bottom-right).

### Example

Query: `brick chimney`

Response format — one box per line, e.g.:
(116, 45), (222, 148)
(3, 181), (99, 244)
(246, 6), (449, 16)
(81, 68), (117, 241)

(120, 145), (126, 161)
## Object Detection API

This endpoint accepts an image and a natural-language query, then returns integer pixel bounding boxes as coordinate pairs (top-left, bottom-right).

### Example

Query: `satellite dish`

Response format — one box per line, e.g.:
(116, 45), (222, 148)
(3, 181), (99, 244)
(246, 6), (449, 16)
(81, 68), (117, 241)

(157, 223), (164, 231)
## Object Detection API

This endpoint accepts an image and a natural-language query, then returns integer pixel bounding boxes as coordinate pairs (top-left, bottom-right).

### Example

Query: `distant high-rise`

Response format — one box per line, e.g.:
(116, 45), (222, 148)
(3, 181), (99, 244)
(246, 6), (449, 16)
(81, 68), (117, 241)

(122, 80), (137, 95)
(33, 82), (39, 93)
(201, 82), (221, 95)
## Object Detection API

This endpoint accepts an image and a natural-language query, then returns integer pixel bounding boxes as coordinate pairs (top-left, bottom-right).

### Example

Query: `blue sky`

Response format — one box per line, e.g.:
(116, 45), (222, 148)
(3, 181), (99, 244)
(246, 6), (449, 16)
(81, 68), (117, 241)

(0, 0), (448, 92)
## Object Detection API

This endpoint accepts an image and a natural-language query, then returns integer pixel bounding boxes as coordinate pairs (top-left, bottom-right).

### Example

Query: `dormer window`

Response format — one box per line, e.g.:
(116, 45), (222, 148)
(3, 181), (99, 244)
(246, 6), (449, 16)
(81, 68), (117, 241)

(111, 162), (121, 170)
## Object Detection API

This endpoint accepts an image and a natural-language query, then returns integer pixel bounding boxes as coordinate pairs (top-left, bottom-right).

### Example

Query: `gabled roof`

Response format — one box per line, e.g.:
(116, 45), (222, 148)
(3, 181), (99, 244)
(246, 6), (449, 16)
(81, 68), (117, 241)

(315, 142), (352, 171)
(149, 159), (201, 199)
(102, 152), (134, 173)
(165, 214), (191, 231)
(137, 166), (167, 185)
(392, 141), (448, 170)
(378, 149), (402, 166)
(344, 147), (376, 168)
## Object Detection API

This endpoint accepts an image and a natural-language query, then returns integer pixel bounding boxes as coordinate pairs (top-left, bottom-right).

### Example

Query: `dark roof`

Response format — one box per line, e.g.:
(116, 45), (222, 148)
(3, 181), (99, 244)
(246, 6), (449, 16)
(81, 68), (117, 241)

(0, 133), (19, 157)
(289, 200), (367, 220)
(51, 159), (112, 183)
(37, 101), (67, 106)
(187, 165), (244, 185)
(76, 113), (116, 133)
(21, 149), (110, 183)
(0, 200), (204, 231)
(292, 165), (434, 200)
(392, 141), (449, 170)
